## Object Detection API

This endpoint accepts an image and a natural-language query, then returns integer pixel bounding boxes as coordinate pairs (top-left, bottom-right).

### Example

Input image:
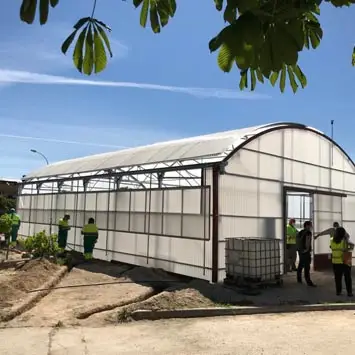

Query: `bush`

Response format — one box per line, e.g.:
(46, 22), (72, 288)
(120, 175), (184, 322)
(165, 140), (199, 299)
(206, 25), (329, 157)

(0, 213), (12, 234)
(19, 230), (59, 258)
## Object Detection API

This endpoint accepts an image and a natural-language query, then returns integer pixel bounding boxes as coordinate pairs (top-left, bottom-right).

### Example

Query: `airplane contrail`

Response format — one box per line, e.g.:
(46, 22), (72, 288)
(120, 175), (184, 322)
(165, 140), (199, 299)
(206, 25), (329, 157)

(0, 133), (128, 148)
(0, 69), (271, 100)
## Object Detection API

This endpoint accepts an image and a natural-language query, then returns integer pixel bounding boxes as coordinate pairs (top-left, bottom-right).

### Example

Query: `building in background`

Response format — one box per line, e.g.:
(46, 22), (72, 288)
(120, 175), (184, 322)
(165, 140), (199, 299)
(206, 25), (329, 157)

(16, 122), (355, 281)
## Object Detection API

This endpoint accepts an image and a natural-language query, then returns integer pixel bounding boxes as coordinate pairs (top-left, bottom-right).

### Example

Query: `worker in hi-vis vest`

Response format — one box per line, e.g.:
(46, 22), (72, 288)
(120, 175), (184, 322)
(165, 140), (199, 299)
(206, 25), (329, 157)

(58, 214), (71, 252)
(286, 218), (298, 272)
(330, 227), (354, 297)
(81, 218), (99, 260)
(8, 208), (21, 246)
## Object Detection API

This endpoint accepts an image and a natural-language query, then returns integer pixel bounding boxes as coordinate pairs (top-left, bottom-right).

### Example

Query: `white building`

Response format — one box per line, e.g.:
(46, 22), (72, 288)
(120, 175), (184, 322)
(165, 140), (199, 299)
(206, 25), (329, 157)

(17, 122), (355, 282)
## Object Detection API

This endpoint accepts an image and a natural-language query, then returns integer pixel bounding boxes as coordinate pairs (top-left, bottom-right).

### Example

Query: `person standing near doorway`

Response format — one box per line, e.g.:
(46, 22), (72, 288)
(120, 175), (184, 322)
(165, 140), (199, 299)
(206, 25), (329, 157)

(286, 218), (298, 272)
(330, 227), (353, 297)
(296, 220), (316, 287)
(315, 222), (350, 242)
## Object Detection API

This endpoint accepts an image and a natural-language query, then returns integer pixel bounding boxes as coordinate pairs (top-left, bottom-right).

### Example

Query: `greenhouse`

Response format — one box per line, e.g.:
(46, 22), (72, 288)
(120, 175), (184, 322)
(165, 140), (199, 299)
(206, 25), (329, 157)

(17, 122), (355, 283)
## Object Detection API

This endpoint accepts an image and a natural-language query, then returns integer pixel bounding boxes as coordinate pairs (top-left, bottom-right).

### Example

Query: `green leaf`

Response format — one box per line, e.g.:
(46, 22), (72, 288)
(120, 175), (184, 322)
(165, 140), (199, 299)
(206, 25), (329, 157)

(287, 65), (299, 93)
(217, 43), (234, 72)
(73, 17), (90, 30)
(150, 7), (161, 33)
(73, 26), (88, 73)
(214, 0), (223, 11)
(133, 0), (144, 7)
(250, 69), (257, 91)
(224, 3), (237, 23)
(157, 3), (169, 27)
(168, 0), (177, 15)
(61, 30), (77, 54)
(270, 71), (279, 86)
(352, 46), (355, 66)
(39, 0), (49, 25)
(292, 65), (307, 88)
(20, 0), (37, 24)
(140, 0), (149, 27)
(94, 19), (112, 32)
(209, 26), (233, 52)
(239, 70), (248, 90)
(50, 0), (59, 7)
(279, 65), (286, 93)
(95, 23), (113, 57)
(83, 24), (94, 75)
(93, 26), (107, 73)
(256, 68), (264, 83)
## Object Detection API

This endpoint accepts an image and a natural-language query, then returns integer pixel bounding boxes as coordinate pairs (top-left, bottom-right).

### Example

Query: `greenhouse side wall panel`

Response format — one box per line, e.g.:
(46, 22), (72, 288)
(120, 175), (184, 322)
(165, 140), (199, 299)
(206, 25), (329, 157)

(17, 186), (211, 281)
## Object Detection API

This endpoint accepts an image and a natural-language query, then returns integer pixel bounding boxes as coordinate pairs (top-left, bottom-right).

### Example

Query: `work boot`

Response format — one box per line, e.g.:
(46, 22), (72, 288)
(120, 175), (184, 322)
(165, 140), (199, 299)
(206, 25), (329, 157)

(307, 281), (317, 287)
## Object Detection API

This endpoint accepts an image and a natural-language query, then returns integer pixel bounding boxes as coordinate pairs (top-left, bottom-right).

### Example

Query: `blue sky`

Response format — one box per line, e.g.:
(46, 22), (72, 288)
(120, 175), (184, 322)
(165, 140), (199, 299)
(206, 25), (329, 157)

(1, 1), (355, 179)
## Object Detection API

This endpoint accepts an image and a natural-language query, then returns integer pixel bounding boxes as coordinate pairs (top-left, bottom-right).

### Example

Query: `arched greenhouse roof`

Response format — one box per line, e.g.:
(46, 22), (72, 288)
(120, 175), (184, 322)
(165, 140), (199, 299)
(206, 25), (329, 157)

(24, 122), (349, 181)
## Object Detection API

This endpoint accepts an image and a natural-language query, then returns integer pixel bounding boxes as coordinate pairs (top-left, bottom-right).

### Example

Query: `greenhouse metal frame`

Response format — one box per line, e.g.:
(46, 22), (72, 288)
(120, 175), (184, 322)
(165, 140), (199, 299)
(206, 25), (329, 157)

(18, 122), (355, 282)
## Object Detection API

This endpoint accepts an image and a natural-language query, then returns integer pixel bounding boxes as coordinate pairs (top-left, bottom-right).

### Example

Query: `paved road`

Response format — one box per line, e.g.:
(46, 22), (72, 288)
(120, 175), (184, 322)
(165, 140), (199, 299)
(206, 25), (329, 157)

(1, 311), (355, 354)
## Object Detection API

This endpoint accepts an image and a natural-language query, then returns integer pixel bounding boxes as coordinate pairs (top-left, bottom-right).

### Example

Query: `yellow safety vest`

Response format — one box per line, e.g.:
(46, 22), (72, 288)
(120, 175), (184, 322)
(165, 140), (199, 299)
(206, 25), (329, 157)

(9, 213), (21, 226)
(286, 224), (297, 244)
(82, 223), (98, 237)
(330, 238), (347, 264)
(58, 218), (70, 230)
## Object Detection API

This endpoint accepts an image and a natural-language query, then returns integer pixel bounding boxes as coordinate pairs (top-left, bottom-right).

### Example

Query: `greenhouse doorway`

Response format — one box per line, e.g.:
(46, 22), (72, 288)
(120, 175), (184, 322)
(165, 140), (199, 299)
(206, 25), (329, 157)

(283, 187), (346, 273)
(285, 190), (312, 275)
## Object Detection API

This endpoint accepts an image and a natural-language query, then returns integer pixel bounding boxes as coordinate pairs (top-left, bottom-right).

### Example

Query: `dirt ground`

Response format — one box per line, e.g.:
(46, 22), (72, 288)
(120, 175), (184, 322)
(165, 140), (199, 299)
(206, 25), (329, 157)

(0, 249), (24, 262)
(5, 261), (163, 327)
(1, 251), (355, 328)
(0, 259), (60, 312)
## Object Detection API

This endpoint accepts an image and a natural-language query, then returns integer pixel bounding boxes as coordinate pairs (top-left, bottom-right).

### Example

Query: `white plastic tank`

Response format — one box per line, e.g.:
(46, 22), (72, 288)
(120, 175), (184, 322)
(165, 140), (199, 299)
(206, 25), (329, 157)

(225, 237), (281, 282)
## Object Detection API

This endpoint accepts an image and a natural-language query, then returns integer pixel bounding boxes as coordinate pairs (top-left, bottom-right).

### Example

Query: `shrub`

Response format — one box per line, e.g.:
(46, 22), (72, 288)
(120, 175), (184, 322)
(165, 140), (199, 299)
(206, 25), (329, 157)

(20, 230), (59, 258)
(0, 213), (12, 234)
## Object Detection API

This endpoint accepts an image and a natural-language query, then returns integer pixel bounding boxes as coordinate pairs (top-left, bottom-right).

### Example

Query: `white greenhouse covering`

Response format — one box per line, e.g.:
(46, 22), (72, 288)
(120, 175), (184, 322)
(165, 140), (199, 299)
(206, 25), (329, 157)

(17, 122), (355, 282)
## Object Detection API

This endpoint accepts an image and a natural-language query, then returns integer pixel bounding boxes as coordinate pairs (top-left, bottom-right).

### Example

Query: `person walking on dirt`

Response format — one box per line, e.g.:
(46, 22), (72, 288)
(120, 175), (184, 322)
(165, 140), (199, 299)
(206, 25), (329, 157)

(58, 214), (71, 252)
(81, 218), (99, 261)
(286, 218), (298, 272)
(330, 227), (353, 297)
(296, 221), (316, 287)
(8, 208), (21, 247)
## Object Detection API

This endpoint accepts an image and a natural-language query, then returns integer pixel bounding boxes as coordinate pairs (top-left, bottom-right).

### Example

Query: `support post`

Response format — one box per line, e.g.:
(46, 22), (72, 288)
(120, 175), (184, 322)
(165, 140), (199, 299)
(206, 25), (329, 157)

(211, 165), (220, 283)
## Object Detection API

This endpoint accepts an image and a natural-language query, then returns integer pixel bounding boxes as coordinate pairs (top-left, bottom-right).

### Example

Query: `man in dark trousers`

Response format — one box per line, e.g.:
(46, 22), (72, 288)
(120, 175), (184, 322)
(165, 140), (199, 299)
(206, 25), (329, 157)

(296, 220), (316, 287)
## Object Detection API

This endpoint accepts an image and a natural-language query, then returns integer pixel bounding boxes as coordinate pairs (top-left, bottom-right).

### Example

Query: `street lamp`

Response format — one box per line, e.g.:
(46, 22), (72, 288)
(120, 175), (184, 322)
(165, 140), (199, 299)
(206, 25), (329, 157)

(30, 149), (49, 165)
(30, 149), (51, 234)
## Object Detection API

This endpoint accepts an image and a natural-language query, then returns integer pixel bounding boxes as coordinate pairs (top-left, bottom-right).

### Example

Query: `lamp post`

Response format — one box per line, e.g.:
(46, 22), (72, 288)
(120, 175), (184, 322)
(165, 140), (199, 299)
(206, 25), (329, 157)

(30, 149), (52, 234)
(30, 149), (49, 165)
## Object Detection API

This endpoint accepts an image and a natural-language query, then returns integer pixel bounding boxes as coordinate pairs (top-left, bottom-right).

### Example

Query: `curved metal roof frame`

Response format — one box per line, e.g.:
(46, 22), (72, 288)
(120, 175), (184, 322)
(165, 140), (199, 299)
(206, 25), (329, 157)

(23, 122), (354, 182)
(222, 122), (355, 169)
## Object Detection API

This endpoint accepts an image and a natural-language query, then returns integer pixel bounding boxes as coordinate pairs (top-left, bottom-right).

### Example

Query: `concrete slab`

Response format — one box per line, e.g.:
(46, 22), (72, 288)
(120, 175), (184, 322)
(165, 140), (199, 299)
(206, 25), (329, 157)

(1, 311), (355, 354)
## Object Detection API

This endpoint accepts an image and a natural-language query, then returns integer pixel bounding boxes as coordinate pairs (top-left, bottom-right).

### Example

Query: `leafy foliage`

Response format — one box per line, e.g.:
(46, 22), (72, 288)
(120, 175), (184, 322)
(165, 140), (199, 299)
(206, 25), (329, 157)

(0, 196), (16, 214)
(17, 0), (355, 92)
(0, 214), (12, 234)
(18, 230), (59, 258)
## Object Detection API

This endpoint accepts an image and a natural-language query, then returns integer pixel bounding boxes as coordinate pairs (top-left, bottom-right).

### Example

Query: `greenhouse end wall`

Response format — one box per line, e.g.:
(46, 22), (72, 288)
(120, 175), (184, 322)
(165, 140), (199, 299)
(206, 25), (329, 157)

(17, 184), (214, 281)
(217, 127), (355, 282)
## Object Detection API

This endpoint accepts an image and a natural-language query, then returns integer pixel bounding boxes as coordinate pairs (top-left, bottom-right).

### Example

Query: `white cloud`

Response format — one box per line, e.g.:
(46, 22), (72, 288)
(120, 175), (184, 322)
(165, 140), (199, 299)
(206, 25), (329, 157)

(0, 69), (271, 100)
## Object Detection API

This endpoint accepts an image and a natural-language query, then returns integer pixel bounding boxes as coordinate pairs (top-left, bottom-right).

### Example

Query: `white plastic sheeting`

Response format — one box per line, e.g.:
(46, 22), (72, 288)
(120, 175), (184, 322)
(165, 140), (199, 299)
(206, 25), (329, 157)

(25, 122), (307, 180)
